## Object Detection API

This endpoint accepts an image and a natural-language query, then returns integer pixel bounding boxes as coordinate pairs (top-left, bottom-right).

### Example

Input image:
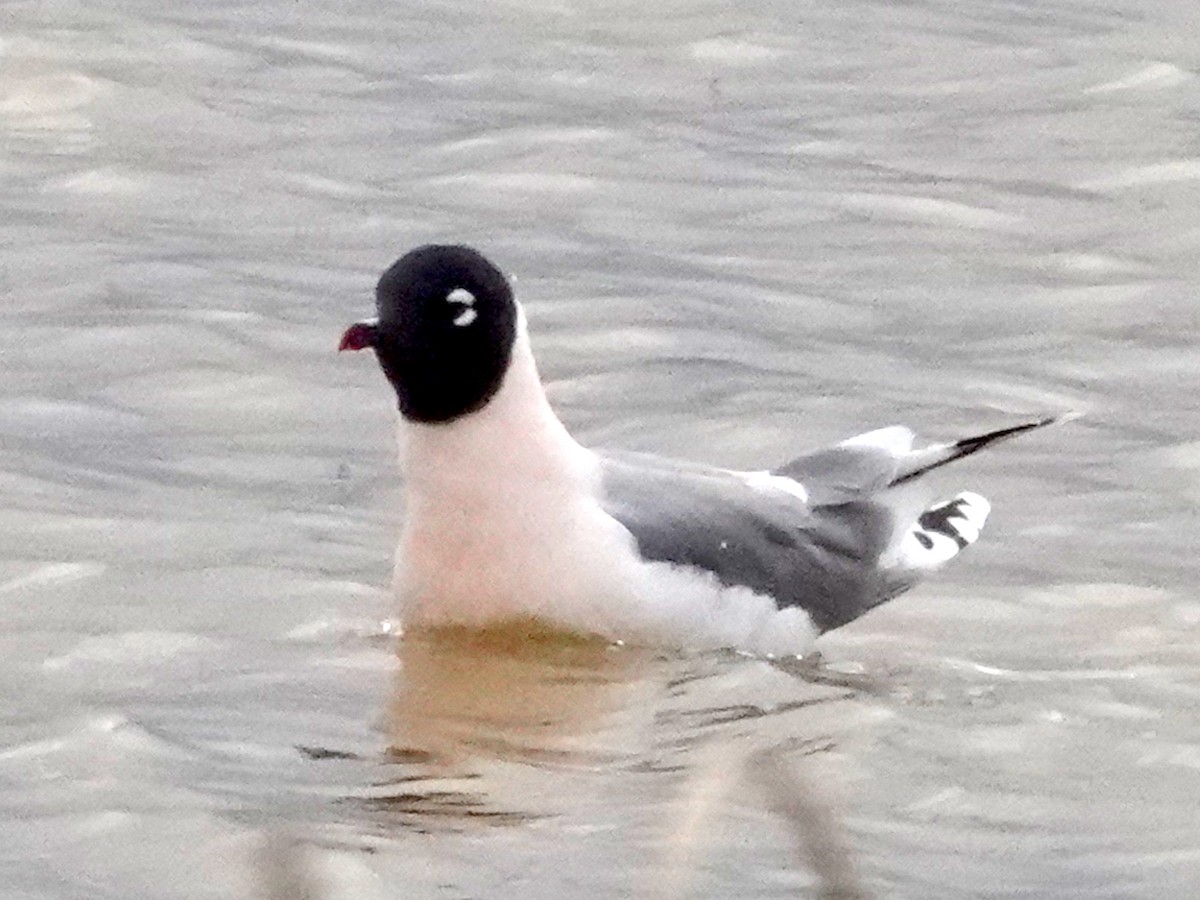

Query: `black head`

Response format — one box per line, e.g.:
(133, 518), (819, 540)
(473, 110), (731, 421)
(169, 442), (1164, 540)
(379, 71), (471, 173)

(340, 245), (518, 423)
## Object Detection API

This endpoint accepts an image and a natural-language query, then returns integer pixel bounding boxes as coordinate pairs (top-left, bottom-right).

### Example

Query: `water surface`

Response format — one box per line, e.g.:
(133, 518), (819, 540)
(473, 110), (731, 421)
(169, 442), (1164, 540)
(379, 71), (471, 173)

(2, 1), (1199, 897)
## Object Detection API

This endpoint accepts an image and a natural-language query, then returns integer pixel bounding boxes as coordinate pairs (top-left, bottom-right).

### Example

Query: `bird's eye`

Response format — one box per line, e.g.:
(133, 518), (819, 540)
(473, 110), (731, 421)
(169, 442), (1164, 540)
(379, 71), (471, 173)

(446, 288), (477, 327)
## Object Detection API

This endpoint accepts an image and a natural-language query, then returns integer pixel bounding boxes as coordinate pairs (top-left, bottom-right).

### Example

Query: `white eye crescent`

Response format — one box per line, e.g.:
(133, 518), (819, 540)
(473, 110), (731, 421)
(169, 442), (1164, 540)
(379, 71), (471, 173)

(446, 288), (477, 327)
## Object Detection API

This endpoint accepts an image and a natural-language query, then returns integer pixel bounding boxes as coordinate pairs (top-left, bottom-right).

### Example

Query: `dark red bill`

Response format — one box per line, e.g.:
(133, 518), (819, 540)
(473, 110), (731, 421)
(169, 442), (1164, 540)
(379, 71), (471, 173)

(339, 321), (378, 352)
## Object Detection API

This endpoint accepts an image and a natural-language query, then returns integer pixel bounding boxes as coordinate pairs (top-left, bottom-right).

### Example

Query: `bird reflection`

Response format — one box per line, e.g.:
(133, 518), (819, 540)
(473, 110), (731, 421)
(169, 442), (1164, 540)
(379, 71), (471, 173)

(369, 622), (870, 897)
(385, 620), (657, 769)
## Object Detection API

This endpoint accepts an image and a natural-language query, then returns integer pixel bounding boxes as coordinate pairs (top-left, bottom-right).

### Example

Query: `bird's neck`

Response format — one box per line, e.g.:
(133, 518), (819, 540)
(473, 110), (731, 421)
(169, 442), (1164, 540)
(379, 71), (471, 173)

(396, 311), (589, 499)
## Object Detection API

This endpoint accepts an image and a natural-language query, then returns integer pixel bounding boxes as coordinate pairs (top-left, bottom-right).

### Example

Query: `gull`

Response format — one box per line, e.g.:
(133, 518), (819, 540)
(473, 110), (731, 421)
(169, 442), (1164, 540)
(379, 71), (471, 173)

(340, 245), (1060, 656)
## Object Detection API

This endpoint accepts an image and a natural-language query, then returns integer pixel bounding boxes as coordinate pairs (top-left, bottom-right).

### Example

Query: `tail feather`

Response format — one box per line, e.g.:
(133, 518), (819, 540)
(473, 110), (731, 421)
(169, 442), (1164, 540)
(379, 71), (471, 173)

(889, 490), (991, 578)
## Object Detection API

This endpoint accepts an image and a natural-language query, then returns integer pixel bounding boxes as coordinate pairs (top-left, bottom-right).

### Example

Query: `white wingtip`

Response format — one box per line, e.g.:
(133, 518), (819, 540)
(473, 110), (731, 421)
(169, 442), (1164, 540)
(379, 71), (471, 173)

(894, 491), (991, 572)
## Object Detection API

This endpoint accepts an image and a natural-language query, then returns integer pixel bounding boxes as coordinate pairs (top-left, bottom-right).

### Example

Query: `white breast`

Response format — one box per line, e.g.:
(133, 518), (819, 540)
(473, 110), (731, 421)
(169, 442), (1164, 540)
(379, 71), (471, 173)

(393, 311), (819, 656)
(394, 313), (637, 631)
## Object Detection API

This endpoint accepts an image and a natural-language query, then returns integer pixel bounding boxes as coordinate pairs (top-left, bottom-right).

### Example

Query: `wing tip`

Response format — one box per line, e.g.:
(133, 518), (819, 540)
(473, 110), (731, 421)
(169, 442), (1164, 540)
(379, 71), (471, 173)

(1021, 410), (1081, 431)
(890, 410), (1076, 488)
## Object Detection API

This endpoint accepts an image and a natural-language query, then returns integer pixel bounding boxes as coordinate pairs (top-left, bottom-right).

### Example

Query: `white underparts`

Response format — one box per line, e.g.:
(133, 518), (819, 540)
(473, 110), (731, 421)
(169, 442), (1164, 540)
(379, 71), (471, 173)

(394, 310), (637, 632)
(392, 308), (820, 656)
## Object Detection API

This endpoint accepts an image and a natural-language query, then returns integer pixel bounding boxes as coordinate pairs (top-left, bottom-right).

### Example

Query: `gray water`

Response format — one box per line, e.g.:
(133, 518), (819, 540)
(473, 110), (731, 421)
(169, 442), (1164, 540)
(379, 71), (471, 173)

(3, 1), (1199, 897)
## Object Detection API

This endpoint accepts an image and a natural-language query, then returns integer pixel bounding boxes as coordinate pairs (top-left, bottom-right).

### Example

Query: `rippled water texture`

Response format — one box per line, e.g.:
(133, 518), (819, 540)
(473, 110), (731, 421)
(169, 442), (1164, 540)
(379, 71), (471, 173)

(2, 1), (1199, 897)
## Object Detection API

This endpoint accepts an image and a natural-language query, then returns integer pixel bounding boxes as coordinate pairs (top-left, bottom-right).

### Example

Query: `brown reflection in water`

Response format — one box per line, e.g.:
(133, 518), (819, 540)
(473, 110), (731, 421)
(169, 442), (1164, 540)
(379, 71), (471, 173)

(386, 620), (659, 769)
(377, 622), (872, 897)
(362, 621), (667, 832)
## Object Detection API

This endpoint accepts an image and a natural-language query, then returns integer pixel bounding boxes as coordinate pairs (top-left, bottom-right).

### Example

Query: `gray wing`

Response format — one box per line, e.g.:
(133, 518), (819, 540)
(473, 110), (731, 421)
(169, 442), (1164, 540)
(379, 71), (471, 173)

(598, 417), (1061, 634)
(774, 438), (906, 506)
(598, 450), (898, 633)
